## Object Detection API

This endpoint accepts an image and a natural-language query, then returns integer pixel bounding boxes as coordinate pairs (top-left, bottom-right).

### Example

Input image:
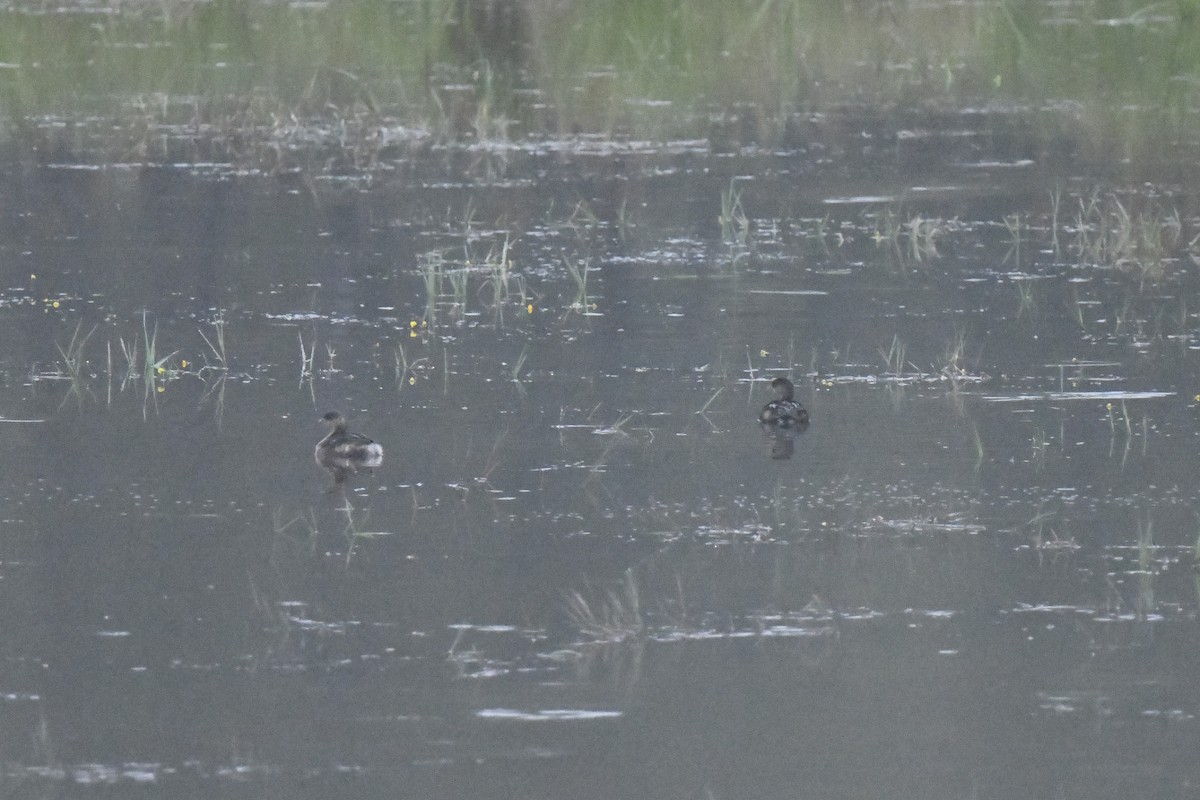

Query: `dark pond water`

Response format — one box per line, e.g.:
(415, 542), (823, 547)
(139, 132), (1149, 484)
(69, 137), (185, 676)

(3, 3), (1200, 799)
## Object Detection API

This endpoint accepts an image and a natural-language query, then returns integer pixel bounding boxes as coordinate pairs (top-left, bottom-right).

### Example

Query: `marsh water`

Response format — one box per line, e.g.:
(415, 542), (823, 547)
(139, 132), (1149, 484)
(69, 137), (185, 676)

(3, 2), (1200, 799)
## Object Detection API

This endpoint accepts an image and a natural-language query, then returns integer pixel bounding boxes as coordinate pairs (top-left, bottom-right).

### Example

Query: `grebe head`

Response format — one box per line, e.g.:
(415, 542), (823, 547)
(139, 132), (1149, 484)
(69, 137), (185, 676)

(770, 377), (795, 401)
(320, 411), (348, 430)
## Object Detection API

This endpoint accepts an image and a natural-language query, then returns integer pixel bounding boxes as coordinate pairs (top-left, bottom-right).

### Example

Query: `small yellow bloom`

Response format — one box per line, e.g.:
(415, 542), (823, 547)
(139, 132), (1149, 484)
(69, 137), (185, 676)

(408, 376), (416, 385)
(30, 274), (36, 280)
(180, 359), (188, 368)
(410, 330), (417, 338)
(156, 366), (165, 375)
(410, 320), (417, 329)
(760, 349), (768, 357)
(52, 300), (60, 309)
(1106, 402), (1113, 411)
(527, 303), (533, 314)
(156, 385), (165, 393)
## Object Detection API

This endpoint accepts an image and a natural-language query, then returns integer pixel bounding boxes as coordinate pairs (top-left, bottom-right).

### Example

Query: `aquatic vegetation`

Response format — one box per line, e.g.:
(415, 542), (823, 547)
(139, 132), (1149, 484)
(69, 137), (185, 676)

(695, 386), (724, 416)
(272, 507), (321, 553)
(561, 199), (602, 238)
(1105, 401), (1132, 437)
(1003, 213), (1024, 267)
(138, 311), (179, 412)
(1013, 277), (1036, 319)
(445, 267), (469, 314)
(1070, 192), (1184, 283)
(812, 215), (847, 254)
(565, 569), (643, 644)
(0, 0), (1194, 176)
(197, 311), (228, 374)
(509, 344), (529, 384)
(54, 321), (95, 382)
(878, 334), (908, 376)
(718, 178), (749, 247)
(323, 343), (339, 376)
(469, 60), (513, 147)
(337, 497), (392, 565)
(905, 215), (947, 263)
(297, 332), (315, 380)
(1068, 290), (1089, 331)
(1032, 524), (1080, 554)
(36, 313), (235, 414)
(416, 234), (529, 327)
(52, 321), (97, 405)
(418, 251), (445, 326)
(938, 330), (971, 384)
(870, 207), (948, 267)
(1049, 186), (1063, 256)
(563, 255), (592, 313)
(616, 197), (636, 241)
(393, 343), (435, 390)
(479, 234), (526, 315)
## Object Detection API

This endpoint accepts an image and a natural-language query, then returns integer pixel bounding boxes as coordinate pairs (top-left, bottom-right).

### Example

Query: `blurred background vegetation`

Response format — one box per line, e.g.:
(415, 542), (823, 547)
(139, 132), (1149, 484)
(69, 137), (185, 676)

(0, 0), (1197, 170)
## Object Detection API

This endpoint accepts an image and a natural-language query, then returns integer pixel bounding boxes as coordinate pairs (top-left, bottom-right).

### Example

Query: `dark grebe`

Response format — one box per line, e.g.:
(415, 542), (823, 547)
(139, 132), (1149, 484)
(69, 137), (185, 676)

(759, 377), (808, 426)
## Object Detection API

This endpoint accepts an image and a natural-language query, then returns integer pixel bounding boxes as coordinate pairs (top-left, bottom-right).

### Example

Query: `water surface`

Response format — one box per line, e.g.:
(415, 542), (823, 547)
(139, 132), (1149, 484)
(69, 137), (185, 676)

(2, 2), (1200, 798)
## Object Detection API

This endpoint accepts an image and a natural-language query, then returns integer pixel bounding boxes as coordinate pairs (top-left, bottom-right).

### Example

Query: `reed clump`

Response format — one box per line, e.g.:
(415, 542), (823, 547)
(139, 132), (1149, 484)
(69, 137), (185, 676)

(565, 569), (643, 643)
(1070, 192), (1184, 283)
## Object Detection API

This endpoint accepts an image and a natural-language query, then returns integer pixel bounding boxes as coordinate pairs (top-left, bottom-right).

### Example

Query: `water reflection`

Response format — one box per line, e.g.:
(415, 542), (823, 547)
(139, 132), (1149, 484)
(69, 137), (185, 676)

(760, 423), (805, 461)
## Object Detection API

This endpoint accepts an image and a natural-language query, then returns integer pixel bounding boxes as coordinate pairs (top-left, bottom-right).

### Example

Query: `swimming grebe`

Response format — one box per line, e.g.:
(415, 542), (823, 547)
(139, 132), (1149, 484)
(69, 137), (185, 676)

(315, 411), (384, 463)
(759, 377), (808, 426)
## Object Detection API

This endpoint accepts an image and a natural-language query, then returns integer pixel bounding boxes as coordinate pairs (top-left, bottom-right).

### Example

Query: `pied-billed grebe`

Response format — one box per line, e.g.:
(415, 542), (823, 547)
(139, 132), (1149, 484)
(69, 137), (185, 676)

(315, 411), (384, 463)
(759, 377), (809, 426)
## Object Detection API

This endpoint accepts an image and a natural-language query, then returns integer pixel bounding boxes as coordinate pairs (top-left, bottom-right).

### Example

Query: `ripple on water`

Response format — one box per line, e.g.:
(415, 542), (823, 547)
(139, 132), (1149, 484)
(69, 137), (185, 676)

(475, 708), (622, 721)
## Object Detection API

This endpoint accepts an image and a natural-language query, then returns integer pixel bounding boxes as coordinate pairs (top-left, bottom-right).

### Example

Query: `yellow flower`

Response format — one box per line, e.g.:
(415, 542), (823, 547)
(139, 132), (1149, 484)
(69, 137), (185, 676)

(410, 320), (417, 329)
(180, 360), (188, 368)
(156, 385), (165, 393)
(156, 366), (165, 375)
(51, 300), (60, 309)
(527, 303), (533, 314)
(759, 349), (768, 357)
